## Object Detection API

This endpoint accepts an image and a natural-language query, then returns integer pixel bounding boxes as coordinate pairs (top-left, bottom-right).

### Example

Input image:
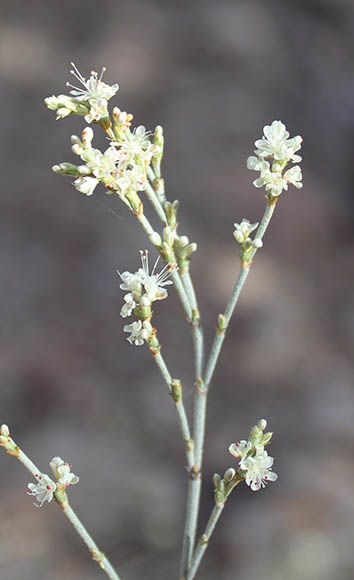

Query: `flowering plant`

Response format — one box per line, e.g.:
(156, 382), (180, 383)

(0, 65), (304, 580)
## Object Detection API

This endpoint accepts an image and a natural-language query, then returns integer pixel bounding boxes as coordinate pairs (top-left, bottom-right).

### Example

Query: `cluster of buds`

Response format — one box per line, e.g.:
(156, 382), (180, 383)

(149, 199), (197, 273)
(213, 419), (277, 504)
(233, 219), (263, 265)
(118, 250), (172, 347)
(247, 120), (303, 200)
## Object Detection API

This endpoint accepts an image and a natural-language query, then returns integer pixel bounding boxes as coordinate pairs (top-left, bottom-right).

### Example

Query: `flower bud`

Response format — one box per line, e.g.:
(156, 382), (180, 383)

(140, 295), (150, 308)
(224, 468), (236, 481)
(81, 127), (94, 146)
(0, 424), (9, 437)
(257, 419), (267, 431)
(213, 473), (221, 487)
(179, 235), (189, 247)
(149, 232), (162, 247)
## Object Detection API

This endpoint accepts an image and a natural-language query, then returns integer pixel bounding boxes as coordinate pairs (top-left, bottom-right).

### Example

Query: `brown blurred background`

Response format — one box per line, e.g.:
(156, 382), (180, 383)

(1, 0), (354, 579)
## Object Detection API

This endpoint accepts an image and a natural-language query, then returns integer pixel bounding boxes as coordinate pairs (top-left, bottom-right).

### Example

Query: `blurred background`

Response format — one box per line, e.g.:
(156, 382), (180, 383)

(1, 0), (354, 579)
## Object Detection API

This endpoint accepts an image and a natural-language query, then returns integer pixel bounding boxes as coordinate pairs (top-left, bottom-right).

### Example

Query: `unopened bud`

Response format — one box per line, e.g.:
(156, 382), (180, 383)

(179, 235), (189, 247)
(140, 296), (150, 308)
(213, 473), (221, 487)
(257, 419), (267, 431)
(0, 424), (9, 437)
(149, 232), (162, 247)
(252, 239), (263, 249)
(82, 127), (94, 146)
(224, 468), (236, 482)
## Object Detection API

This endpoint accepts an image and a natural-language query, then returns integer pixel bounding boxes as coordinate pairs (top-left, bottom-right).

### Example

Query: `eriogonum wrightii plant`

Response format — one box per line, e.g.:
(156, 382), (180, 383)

(1, 64), (304, 580)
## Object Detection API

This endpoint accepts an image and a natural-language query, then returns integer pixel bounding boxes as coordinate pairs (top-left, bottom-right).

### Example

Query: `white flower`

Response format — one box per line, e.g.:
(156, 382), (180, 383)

(26, 473), (56, 507)
(67, 63), (118, 123)
(49, 457), (79, 488)
(228, 440), (252, 461)
(124, 320), (150, 345)
(83, 146), (120, 182)
(112, 165), (147, 195)
(284, 165), (303, 189)
(120, 293), (136, 318)
(73, 175), (99, 196)
(68, 63), (118, 102)
(118, 271), (142, 294)
(254, 169), (288, 197)
(137, 251), (172, 302)
(254, 120), (302, 163)
(113, 125), (153, 163)
(240, 449), (278, 491)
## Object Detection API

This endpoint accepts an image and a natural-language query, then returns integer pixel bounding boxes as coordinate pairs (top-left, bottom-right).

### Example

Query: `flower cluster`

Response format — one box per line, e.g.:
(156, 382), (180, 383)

(247, 120), (303, 198)
(118, 251), (172, 346)
(229, 419), (277, 491)
(45, 63), (118, 123)
(46, 65), (154, 203)
(26, 457), (79, 507)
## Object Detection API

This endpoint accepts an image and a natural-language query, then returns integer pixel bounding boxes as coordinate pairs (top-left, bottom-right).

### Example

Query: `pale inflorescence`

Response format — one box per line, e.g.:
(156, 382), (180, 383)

(26, 457), (79, 507)
(118, 251), (172, 346)
(247, 120), (303, 198)
(229, 419), (277, 491)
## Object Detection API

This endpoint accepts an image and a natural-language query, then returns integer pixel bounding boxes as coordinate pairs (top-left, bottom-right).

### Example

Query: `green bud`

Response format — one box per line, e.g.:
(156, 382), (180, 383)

(213, 473), (221, 487)
(224, 468), (236, 482)
(171, 380), (182, 402)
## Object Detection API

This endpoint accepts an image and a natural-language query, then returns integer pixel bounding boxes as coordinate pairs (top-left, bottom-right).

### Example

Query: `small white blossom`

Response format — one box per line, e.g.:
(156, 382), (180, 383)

(67, 63), (118, 123)
(49, 457), (79, 488)
(240, 449), (278, 491)
(112, 165), (147, 195)
(254, 120), (302, 163)
(26, 473), (56, 507)
(284, 165), (303, 189)
(124, 320), (150, 346)
(82, 146), (121, 183)
(118, 271), (142, 294)
(73, 176), (99, 196)
(137, 251), (172, 302)
(120, 293), (136, 318)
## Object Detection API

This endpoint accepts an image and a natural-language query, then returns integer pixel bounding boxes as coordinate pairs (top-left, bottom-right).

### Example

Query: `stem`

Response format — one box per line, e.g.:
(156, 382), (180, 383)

(144, 181), (167, 223)
(203, 199), (277, 389)
(183, 200), (277, 578)
(2, 438), (121, 580)
(186, 504), (224, 580)
(152, 351), (194, 471)
(62, 504), (120, 580)
(180, 272), (204, 380)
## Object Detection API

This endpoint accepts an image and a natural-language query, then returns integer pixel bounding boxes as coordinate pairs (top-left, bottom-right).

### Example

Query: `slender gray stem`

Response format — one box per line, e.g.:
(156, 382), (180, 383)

(186, 504), (224, 580)
(2, 436), (121, 580)
(183, 200), (277, 578)
(152, 351), (194, 471)
(180, 272), (204, 379)
(144, 181), (167, 223)
(203, 200), (277, 389)
(62, 505), (121, 580)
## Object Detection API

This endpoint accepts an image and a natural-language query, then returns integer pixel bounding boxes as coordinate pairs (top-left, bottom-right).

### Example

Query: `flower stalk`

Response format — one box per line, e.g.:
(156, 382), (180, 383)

(0, 425), (121, 580)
